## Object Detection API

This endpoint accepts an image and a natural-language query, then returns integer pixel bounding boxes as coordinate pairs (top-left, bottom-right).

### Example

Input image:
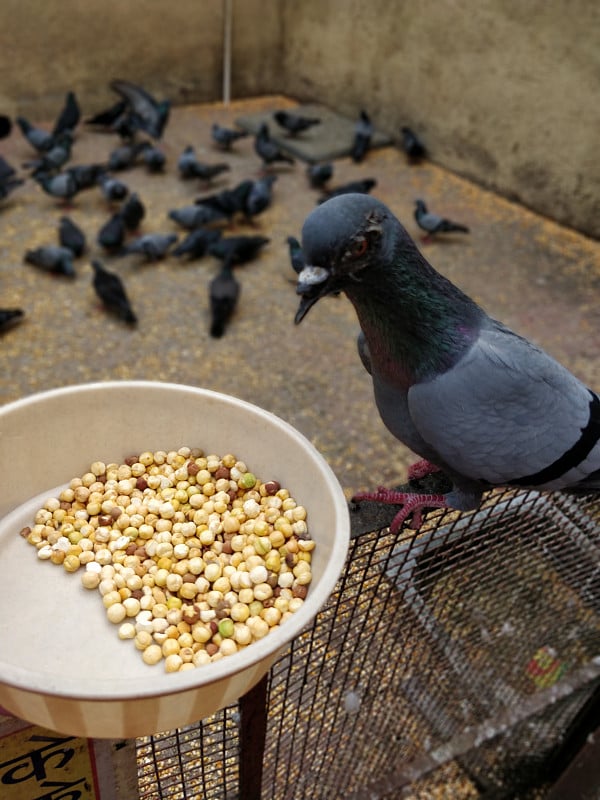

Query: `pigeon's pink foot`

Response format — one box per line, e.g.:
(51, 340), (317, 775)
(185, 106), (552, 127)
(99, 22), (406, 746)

(352, 486), (448, 532)
(407, 459), (442, 481)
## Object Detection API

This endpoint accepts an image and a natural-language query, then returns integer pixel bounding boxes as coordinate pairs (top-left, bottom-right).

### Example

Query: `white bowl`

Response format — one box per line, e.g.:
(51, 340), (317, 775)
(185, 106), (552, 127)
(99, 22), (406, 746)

(0, 381), (349, 738)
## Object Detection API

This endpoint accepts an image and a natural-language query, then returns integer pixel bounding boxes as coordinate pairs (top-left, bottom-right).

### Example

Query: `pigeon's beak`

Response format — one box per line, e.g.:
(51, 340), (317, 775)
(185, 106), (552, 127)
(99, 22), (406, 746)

(294, 265), (333, 324)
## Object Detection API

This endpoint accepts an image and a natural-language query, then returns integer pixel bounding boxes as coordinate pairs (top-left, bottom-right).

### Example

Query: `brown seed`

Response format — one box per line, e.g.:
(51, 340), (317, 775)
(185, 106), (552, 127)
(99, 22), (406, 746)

(131, 589), (144, 600)
(98, 514), (112, 526)
(125, 455), (138, 466)
(221, 540), (233, 555)
(187, 461), (200, 476)
(182, 573), (197, 584)
(263, 481), (280, 496)
(19, 526), (31, 538)
(135, 547), (147, 559)
(209, 621), (218, 635)
(182, 605), (200, 624)
(126, 544), (137, 555)
(136, 477), (148, 491)
(214, 466), (230, 480)
(110, 507), (122, 520)
(205, 642), (218, 656)
(292, 583), (308, 600)
(285, 553), (296, 568)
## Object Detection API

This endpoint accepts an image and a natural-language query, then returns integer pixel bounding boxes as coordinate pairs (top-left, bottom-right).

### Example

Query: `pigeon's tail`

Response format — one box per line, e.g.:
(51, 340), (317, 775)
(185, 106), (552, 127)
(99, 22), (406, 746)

(440, 221), (469, 234)
(210, 320), (226, 338)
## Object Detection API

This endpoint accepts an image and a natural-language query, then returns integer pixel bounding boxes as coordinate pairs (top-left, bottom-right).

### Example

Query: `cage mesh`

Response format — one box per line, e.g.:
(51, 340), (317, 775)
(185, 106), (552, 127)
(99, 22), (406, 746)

(136, 488), (600, 799)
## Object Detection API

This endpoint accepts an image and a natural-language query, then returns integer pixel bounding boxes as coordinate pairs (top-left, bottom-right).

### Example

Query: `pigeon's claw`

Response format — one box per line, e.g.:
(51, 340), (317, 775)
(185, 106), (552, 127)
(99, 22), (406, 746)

(351, 487), (448, 532)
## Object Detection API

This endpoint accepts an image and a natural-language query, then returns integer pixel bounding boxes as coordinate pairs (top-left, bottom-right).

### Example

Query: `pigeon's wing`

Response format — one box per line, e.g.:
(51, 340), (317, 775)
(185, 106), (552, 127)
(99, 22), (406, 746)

(407, 322), (600, 489)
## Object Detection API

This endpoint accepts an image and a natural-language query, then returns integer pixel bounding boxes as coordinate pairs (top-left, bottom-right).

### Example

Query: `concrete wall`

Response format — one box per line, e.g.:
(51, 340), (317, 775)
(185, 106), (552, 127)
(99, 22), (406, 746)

(279, 0), (600, 238)
(1, 1), (597, 237)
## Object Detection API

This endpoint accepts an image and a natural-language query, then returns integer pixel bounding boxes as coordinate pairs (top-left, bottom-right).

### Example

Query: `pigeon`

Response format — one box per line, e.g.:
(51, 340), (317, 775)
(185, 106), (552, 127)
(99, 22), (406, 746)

(97, 212), (126, 251)
(211, 123), (249, 150)
(273, 110), (321, 136)
(52, 91), (81, 138)
(294, 193), (600, 531)
(195, 180), (254, 220)
(177, 146), (230, 182)
(24, 245), (75, 277)
(16, 116), (54, 152)
(245, 174), (277, 217)
(350, 110), (373, 162)
(209, 261), (240, 338)
(107, 140), (148, 171)
(169, 204), (227, 230)
(110, 79), (170, 139)
(59, 216), (86, 257)
(209, 235), (270, 266)
(0, 308), (24, 332)
(120, 192), (146, 231)
(172, 227), (222, 260)
(120, 192), (145, 231)
(85, 99), (129, 130)
(24, 131), (74, 175)
(414, 199), (469, 240)
(400, 126), (426, 161)
(120, 233), (177, 261)
(306, 162), (333, 189)
(33, 171), (79, 203)
(66, 163), (105, 191)
(91, 259), (137, 324)
(97, 173), (129, 202)
(254, 123), (295, 167)
(318, 178), (377, 203)
(286, 235), (305, 274)
(0, 156), (24, 201)
(141, 143), (166, 172)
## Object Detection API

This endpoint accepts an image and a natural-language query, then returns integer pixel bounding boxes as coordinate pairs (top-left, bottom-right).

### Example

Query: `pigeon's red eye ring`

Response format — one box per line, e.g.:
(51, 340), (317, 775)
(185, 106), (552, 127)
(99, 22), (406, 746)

(350, 238), (368, 259)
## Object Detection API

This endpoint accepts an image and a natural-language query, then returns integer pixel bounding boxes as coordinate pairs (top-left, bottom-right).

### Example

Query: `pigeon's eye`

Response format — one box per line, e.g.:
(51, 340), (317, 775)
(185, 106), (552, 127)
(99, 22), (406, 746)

(348, 237), (368, 259)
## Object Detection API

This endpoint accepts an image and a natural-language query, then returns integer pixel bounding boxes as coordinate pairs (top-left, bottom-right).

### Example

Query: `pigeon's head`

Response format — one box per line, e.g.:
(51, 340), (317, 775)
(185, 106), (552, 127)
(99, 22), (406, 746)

(294, 194), (392, 323)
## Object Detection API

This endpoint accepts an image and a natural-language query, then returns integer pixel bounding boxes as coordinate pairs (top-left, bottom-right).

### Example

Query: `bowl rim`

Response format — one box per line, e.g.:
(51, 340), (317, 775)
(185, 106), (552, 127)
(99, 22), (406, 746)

(0, 380), (350, 701)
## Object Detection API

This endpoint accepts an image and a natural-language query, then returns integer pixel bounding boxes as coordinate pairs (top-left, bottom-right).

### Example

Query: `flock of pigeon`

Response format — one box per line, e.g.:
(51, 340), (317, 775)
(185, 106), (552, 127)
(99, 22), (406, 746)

(0, 81), (469, 338)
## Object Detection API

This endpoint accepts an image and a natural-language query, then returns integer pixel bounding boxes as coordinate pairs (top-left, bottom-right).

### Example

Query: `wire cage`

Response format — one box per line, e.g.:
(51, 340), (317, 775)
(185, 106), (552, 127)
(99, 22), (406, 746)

(136, 488), (600, 799)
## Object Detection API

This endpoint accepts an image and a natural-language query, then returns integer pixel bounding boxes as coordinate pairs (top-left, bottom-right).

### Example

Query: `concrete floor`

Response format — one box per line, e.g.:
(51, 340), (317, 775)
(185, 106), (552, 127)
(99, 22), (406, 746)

(1, 93), (599, 509)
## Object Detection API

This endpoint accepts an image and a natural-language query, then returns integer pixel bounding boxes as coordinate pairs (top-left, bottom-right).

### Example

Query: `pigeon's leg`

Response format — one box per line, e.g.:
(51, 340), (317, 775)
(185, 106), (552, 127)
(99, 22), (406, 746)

(351, 486), (448, 533)
(407, 459), (442, 481)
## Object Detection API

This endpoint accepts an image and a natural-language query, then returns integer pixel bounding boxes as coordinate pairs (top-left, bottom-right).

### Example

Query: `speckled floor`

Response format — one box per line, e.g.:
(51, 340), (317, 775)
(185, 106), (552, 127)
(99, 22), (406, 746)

(1, 93), (599, 509)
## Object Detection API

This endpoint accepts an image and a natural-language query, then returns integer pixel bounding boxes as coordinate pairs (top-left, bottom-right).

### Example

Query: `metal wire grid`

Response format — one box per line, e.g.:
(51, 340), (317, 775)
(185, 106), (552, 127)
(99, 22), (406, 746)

(136, 488), (600, 799)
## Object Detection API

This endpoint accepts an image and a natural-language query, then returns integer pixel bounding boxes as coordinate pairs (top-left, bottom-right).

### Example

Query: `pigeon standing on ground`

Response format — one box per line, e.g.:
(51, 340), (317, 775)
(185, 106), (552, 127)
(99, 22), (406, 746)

(59, 216), (86, 257)
(24, 132), (74, 175)
(0, 308), (24, 332)
(209, 261), (240, 338)
(120, 233), (177, 261)
(110, 79), (170, 139)
(120, 192), (146, 232)
(24, 245), (75, 277)
(172, 228), (222, 260)
(16, 116), (54, 153)
(254, 123), (295, 168)
(400, 126), (426, 162)
(34, 171), (79, 203)
(211, 123), (249, 150)
(98, 173), (129, 202)
(97, 212), (126, 251)
(294, 193), (600, 531)
(177, 146), (229, 181)
(209, 235), (270, 266)
(273, 110), (321, 136)
(141, 143), (166, 172)
(414, 199), (469, 241)
(195, 180), (254, 221)
(318, 178), (377, 204)
(107, 140), (149, 171)
(245, 174), (277, 218)
(66, 163), (105, 192)
(169, 204), (226, 230)
(0, 156), (24, 201)
(350, 110), (373, 162)
(91, 259), (137, 324)
(306, 162), (333, 189)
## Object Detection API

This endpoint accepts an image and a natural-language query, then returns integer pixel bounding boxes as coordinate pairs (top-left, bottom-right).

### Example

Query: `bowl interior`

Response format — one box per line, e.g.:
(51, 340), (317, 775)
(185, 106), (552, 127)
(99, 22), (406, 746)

(0, 381), (349, 702)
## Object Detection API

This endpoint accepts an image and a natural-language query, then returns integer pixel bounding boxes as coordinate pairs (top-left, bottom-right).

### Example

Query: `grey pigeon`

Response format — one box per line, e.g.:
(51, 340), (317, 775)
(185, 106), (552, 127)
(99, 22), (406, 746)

(97, 173), (129, 202)
(294, 194), (600, 530)
(110, 79), (170, 139)
(400, 126), (426, 161)
(66, 163), (105, 191)
(318, 178), (376, 204)
(209, 261), (240, 338)
(350, 110), (373, 163)
(169, 204), (226, 230)
(254, 123), (295, 167)
(24, 245), (75, 277)
(172, 227), (222, 260)
(16, 116), (54, 152)
(0, 308), (24, 332)
(59, 216), (86, 257)
(0, 156), (24, 201)
(120, 192), (145, 231)
(245, 174), (277, 217)
(91, 259), (137, 324)
(85, 99), (128, 131)
(141, 143), (166, 172)
(273, 110), (321, 136)
(195, 180), (254, 220)
(120, 232), (177, 261)
(209, 235), (270, 266)
(306, 162), (333, 189)
(24, 131), (74, 175)
(414, 199), (469, 240)
(97, 212), (126, 251)
(34, 171), (79, 202)
(211, 123), (249, 150)
(177, 146), (229, 181)
(107, 140), (148, 171)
